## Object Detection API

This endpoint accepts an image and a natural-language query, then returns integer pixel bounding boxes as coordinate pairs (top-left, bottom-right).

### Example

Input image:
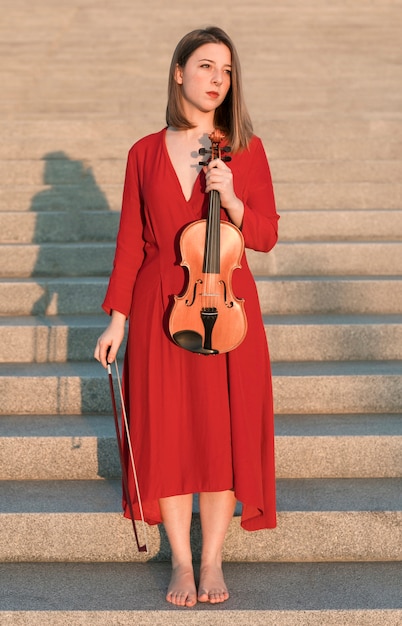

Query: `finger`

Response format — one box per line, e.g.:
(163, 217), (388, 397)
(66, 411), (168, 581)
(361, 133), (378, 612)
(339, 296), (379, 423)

(105, 345), (113, 364)
(207, 158), (226, 170)
(97, 341), (112, 369)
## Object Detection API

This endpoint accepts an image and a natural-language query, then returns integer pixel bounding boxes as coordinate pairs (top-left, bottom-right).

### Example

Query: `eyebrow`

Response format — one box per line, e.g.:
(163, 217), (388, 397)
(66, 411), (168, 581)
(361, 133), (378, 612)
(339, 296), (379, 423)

(198, 57), (232, 68)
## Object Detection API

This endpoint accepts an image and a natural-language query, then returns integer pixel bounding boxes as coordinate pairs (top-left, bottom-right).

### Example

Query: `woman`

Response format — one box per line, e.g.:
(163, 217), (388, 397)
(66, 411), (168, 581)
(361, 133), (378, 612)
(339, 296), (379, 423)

(94, 26), (279, 608)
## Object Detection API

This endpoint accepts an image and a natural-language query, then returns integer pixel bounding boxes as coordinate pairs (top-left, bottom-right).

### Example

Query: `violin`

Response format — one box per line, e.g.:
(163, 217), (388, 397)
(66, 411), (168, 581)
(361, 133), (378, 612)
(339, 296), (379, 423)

(169, 129), (247, 355)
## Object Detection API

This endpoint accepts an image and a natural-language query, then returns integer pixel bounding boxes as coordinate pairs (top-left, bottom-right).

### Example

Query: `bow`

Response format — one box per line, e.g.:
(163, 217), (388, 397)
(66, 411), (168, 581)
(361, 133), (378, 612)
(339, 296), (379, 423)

(107, 357), (148, 552)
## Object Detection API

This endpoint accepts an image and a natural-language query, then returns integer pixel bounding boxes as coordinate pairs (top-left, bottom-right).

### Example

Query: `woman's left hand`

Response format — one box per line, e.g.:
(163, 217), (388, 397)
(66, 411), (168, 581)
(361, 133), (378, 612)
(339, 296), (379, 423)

(204, 158), (244, 228)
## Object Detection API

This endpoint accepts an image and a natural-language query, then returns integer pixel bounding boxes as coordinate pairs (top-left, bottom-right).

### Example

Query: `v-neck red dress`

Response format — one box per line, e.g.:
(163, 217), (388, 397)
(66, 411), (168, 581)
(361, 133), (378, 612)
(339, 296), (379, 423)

(103, 128), (279, 531)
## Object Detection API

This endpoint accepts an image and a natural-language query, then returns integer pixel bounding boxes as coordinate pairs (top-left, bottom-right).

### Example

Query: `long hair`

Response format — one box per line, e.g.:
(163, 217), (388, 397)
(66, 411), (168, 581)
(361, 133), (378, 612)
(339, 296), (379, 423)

(166, 27), (253, 153)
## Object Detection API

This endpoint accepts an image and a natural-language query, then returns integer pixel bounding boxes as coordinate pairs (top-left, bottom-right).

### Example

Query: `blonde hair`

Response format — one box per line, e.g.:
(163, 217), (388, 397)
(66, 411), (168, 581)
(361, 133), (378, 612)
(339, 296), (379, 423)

(166, 27), (253, 153)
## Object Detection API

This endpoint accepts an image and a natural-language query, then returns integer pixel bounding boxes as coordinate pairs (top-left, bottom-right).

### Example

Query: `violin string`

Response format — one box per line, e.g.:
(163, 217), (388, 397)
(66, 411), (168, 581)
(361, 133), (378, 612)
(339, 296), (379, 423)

(204, 138), (221, 310)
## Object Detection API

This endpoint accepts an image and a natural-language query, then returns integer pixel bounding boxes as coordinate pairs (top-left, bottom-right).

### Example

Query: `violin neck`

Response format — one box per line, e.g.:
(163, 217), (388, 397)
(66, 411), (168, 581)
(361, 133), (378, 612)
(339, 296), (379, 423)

(203, 189), (220, 274)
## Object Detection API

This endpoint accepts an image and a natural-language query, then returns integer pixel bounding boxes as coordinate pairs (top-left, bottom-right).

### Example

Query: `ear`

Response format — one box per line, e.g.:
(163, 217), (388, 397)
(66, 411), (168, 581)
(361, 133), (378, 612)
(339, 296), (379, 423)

(174, 64), (183, 85)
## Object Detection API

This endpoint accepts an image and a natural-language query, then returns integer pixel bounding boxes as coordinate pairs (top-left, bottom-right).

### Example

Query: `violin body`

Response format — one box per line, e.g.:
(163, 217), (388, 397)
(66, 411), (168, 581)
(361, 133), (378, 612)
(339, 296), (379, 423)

(169, 130), (247, 355)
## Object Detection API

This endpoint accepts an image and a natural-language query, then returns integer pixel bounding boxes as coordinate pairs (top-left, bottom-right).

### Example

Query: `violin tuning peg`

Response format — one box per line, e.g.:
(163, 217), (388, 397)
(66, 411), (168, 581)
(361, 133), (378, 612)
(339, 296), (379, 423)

(222, 146), (231, 153)
(199, 160), (208, 166)
(222, 156), (232, 163)
(198, 148), (209, 155)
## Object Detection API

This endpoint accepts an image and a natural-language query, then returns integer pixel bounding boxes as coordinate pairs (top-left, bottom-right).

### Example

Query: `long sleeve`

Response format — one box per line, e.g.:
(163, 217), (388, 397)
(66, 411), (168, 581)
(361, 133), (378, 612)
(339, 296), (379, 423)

(238, 137), (279, 253)
(102, 146), (146, 317)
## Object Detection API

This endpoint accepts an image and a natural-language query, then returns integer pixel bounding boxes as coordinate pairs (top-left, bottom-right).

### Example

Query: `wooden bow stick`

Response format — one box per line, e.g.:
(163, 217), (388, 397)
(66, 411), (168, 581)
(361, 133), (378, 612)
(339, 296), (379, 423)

(107, 357), (148, 552)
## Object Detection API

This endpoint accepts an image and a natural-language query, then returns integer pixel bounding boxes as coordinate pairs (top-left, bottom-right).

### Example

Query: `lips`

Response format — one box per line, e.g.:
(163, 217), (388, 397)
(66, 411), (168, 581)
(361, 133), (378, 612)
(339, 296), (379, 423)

(206, 91), (219, 99)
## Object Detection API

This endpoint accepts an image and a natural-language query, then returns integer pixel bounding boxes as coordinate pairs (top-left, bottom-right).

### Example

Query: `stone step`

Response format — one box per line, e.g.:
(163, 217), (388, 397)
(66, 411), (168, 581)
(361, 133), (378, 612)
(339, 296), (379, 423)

(0, 478), (401, 563)
(0, 211), (120, 244)
(1, 276), (401, 316)
(1, 314), (401, 363)
(2, 181), (400, 212)
(1, 158), (124, 187)
(1, 413), (400, 481)
(265, 314), (402, 362)
(1, 241), (401, 278)
(0, 243), (114, 277)
(279, 210), (402, 242)
(1, 119), (402, 160)
(250, 242), (402, 276)
(0, 315), (110, 363)
(0, 277), (108, 316)
(273, 182), (402, 211)
(272, 160), (402, 184)
(272, 360), (402, 414)
(275, 413), (402, 478)
(3, 158), (401, 187)
(2, 209), (402, 245)
(0, 361), (400, 416)
(257, 277), (402, 315)
(1, 562), (401, 625)
(0, 184), (122, 213)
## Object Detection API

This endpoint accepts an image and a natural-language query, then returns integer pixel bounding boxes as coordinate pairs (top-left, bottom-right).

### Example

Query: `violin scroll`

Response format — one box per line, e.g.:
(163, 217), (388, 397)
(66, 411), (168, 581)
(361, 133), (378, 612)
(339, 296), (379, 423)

(198, 130), (232, 166)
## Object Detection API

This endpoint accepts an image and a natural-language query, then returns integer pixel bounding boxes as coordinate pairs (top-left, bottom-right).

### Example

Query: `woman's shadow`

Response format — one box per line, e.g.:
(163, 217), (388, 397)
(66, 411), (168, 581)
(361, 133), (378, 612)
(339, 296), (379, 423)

(29, 150), (118, 462)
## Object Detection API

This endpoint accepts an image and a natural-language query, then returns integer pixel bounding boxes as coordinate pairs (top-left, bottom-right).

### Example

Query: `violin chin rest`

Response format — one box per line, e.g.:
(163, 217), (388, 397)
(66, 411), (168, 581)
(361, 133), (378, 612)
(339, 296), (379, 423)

(172, 330), (218, 355)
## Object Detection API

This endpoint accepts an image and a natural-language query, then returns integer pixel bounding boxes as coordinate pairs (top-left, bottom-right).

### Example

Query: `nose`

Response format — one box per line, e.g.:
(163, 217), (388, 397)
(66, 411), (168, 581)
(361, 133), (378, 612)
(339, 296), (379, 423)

(212, 71), (223, 86)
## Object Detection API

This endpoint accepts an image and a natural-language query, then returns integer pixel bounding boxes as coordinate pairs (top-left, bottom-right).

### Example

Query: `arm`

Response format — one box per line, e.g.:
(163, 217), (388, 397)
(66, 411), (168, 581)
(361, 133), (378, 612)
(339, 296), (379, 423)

(204, 137), (279, 251)
(102, 145), (146, 317)
(239, 137), (279, 253)
(95, 145), (146, 367)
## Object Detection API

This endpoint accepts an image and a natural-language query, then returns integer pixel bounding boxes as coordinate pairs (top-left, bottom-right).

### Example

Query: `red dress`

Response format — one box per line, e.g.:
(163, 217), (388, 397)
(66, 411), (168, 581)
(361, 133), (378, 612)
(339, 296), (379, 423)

(103, 128), (279, 531)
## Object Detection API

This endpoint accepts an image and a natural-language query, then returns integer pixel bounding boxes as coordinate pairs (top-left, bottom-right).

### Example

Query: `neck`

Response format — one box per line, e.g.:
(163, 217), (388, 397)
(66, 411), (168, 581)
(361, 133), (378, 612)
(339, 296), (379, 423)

(168, 127), (215, 143)
(182, 104), (216, 134)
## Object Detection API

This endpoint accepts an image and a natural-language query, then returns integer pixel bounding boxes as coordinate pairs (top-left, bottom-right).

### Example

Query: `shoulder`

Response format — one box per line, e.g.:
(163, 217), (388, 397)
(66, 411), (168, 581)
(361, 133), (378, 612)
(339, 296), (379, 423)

(128, 128), (166, 157)
(247, 134), (266, 155)
(232, 135), (266, 164)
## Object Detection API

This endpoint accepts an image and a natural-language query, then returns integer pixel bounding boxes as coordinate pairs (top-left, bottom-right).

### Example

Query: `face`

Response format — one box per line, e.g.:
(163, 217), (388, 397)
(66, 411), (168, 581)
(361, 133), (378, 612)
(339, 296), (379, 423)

(175, 43), (232, 116)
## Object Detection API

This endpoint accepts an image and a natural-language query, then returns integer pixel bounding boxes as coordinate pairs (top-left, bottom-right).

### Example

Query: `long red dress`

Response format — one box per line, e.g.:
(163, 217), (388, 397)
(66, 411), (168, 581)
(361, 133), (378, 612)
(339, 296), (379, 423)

(102, 128), (279, 531)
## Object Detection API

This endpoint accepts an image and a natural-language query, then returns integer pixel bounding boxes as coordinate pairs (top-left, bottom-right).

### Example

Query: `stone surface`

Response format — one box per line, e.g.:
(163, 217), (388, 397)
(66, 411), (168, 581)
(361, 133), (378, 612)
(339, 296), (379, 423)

(0, 562), (401, 624)
(0, 479), (401, 562)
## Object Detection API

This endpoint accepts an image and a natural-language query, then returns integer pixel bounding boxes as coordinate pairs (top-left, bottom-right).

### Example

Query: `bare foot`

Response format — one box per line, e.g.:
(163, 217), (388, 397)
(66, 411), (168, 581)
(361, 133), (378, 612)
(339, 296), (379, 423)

(166, 564), (197, 607)
(198, 563), (229, 604)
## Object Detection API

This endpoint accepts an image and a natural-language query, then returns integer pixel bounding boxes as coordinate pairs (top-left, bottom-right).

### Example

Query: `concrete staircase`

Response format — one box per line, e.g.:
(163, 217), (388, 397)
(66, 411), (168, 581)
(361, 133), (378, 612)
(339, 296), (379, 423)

(1, 0), (401, 623)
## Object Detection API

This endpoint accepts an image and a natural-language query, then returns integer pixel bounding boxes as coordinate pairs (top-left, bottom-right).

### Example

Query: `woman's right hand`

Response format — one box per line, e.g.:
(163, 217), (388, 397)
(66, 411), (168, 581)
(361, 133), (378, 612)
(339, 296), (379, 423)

(94, 310), (126, 368)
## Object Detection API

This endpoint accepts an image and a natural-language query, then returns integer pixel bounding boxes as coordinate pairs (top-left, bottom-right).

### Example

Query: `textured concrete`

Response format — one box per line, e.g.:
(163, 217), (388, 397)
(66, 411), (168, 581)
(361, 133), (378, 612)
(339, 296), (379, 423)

(278, 210), (402, 242)
(0, 360), (401, 415)
(2, 240), (402, 278)
(4, 156), (402, 188)
(256, 278), (402, 315)
(272, 360), (402, 414)
(1, 612), (401, 626)
(1, 413), (401, 480)
(0, 243), (115, 277)
(0, 278), (108, 315)
(0, 562), (401, 624)
(0, 211), (120, 244)
(249, 242), (402, 276)
(4, 180), (402, 212)
(0, 315), (111, 363)
(1, 276), (402, 317)
(0, 479), (401, 562)
(265, 314), (402, 361)
(2, 314), (402, 363)
(3, 209), (402, 245)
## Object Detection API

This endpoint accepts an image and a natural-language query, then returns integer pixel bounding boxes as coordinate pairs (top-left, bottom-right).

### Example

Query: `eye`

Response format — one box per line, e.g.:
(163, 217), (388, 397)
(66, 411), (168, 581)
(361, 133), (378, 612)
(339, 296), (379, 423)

(200, 63), (211, 69)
